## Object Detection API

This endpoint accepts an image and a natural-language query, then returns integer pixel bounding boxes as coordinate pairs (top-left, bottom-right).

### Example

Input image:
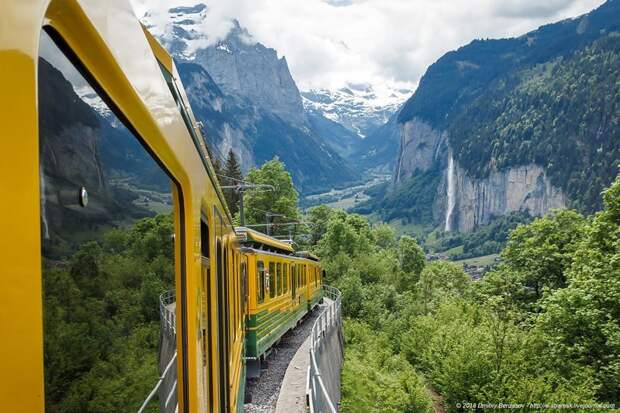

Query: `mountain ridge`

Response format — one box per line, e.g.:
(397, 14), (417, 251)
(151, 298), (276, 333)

(359, 0), (620, 231)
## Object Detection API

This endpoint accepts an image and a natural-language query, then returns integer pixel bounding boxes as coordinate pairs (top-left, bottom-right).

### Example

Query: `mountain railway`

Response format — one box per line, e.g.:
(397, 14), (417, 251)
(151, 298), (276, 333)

(0, 1), (339, 412)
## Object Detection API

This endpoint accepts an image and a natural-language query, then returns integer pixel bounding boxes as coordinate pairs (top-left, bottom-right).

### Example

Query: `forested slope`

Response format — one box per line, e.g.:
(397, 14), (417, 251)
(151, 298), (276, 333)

(395, 0), (620, 213)
(306, 172), (620, 410)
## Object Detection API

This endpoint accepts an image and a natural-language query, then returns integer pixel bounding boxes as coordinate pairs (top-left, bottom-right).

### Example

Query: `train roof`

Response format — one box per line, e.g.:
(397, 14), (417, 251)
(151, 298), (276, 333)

(295, 251), (320, 261)
(235, 227), (295, 253)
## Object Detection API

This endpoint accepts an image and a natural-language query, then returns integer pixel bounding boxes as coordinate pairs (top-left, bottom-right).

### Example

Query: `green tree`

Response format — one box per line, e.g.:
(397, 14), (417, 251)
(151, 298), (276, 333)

(244, 158), (299, 233)
(537, 177), (620, 402)
(500, 209), (587, 303)
(416, 261), (469, 313)
(372, 223), (397, 250)
(397, 235), (425, 291)
(222, 149), (243, 215)
(341, 321), (433, 413)
(306, 205), (335, 246)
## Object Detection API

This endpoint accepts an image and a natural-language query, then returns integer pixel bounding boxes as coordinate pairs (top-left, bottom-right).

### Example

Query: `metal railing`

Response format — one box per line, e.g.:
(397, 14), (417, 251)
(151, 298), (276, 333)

(137, 351), (178, 413)
(160, 290), (176, 336)
(306, 285), (344, 413)
(138, 290), (178, 412)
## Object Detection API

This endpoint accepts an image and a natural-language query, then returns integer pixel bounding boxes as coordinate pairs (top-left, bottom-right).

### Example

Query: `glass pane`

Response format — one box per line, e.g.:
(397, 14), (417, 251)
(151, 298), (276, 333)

(257, 261), (265, 303)
(269, 262), (276, 298)
(38, 30), (177, 412)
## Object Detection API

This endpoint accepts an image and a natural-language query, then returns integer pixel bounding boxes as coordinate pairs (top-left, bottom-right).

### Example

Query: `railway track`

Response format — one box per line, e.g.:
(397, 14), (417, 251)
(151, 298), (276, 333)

(244, 305), (325, 413)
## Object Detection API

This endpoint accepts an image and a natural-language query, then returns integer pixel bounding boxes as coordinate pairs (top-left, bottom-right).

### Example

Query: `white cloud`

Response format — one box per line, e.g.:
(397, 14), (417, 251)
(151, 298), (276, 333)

(130, 0), (606, 91)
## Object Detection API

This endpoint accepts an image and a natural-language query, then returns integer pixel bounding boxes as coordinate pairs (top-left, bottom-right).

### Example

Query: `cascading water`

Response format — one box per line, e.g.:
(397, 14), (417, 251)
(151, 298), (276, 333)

(444, 153), (456, 232)
(40, 172), (50, 240)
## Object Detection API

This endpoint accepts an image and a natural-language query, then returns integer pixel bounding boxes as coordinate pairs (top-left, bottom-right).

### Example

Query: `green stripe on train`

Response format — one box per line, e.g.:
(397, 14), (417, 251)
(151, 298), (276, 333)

(245, 305), (307, 357)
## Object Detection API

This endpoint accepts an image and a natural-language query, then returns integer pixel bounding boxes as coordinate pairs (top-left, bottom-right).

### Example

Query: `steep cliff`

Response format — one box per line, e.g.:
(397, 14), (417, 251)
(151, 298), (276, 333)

(378, 0), (620, 232)
(196, 22), (307, 127)
(177, 63), (356, 193)
(449, 161), (566, 232)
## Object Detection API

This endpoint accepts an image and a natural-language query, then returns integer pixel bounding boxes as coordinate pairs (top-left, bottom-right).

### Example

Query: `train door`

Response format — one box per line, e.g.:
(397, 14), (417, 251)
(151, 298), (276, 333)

(200, 217), (212, 411)
(214, 209), (230, 413)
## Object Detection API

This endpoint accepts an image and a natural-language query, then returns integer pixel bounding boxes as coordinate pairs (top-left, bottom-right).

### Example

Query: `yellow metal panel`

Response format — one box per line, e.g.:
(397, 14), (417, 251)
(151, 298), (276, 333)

(142, 24), (173, 72)
(0, 1), (50, 411)
(238, 227), (295, 252)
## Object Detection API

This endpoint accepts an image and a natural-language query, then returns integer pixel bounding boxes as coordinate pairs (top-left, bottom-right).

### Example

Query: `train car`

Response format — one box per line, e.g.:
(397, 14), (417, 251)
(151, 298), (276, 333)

(0, 1), (246, 412)
(237, 228), (323, 377)
(296, 251), (324, 310)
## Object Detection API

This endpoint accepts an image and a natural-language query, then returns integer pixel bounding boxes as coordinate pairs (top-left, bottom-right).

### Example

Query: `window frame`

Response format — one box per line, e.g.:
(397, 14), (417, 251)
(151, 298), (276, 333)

(37, 26), (190, 412)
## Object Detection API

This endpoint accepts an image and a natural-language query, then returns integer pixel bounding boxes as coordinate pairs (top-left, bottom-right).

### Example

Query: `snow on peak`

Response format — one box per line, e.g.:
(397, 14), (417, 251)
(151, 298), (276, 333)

(139, 3), (249, 59)
(216, 43), (233, 54)
(301, 83), (412, 137)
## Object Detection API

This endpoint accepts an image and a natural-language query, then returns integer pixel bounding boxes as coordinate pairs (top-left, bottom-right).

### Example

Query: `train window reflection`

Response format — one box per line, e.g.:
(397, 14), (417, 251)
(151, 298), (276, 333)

(38, 29), (178, 412)
(257, 261), (265, 303)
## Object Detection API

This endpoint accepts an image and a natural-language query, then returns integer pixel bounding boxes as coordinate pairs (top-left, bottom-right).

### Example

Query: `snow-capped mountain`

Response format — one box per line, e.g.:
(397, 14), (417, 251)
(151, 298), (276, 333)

(301, 83), (412, 138)
(139, 3), (359, 193)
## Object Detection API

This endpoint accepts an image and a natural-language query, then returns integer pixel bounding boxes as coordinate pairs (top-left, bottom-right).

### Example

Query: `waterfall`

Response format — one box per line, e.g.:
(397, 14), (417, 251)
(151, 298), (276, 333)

(444, 153), (456, 232)
(40, 172), (50, 240)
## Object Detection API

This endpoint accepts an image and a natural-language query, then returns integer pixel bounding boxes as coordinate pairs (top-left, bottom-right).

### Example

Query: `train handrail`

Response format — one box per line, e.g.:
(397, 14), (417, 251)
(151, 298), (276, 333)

(306, 284), (343, 413)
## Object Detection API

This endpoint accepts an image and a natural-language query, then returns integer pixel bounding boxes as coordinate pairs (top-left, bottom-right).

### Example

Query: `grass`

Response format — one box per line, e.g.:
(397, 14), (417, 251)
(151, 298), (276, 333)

(454, 254), (500, 267)
(443, 245), (464, 257)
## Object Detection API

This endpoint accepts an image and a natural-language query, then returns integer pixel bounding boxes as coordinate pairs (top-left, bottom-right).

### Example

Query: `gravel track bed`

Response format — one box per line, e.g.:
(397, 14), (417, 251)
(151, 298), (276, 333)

(244, 305), (324, 413)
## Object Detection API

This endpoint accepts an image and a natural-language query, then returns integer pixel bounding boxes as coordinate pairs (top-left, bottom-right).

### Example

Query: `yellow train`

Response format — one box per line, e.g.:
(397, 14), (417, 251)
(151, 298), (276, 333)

(0, 1), (321, 412)
(237, 228), (323, 377)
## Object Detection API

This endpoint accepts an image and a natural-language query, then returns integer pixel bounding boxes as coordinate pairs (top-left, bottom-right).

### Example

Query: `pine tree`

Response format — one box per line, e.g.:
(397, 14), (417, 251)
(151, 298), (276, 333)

(206, 143), (223, 179)
(223, 149), (243, 215)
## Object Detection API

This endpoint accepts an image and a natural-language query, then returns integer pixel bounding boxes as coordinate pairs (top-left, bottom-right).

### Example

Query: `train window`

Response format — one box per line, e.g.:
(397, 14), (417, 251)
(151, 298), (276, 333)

(283, 264), (288, 293)
(269, 262), (276, 299)
(201, 218), (210, 257)
(38, 29), (179, 412)
(291, 265), (296, 298)
(241, 260), (247, 312)
(276, 263), (282, 296)
(257, 261), (265, 303)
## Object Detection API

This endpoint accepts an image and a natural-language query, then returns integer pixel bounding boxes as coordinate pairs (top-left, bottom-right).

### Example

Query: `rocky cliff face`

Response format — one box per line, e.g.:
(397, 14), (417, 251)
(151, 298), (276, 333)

(394, 117), (566, 232)
(196, 22), (307, 127)
(394, 118), (447, 184)
(448, 162), (566, 232)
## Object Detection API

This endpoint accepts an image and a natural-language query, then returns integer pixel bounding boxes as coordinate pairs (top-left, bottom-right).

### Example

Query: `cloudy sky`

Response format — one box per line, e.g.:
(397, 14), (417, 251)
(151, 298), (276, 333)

(130, 0), (606, 92)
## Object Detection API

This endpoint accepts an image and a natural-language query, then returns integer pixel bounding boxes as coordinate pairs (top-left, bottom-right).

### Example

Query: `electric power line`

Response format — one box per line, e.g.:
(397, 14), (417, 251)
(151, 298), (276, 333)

(216, 173), (248, 184)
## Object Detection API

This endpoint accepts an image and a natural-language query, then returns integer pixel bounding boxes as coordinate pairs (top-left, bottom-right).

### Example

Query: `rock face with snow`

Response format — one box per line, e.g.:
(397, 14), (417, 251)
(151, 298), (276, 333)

(199, 24), (307, 127)
(141, 4), (358, 193)
(302, 84), (410, 138)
